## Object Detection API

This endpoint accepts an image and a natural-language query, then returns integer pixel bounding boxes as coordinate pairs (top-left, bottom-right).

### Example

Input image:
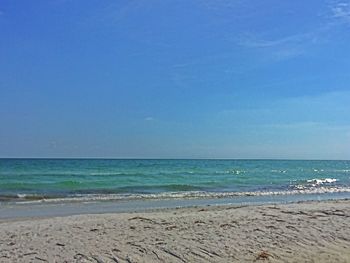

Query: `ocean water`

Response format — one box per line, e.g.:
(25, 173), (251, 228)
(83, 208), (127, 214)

(0, 159), (350, 204)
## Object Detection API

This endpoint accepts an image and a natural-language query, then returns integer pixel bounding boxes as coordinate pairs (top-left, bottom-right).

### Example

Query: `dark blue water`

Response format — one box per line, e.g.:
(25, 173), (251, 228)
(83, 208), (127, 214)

(0, 159), (349, 203)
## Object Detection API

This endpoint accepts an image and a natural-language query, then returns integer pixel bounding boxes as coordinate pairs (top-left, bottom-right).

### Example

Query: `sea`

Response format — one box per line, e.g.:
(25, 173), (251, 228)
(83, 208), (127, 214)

(1, 159), (350, 205)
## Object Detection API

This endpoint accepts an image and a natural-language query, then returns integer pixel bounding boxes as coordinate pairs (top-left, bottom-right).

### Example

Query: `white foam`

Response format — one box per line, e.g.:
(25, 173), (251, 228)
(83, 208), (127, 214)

(306, 178), (338, 185)
(271, 170), (287, 173)
(216, 170), (246, 175)
(12, 186), (350, 205)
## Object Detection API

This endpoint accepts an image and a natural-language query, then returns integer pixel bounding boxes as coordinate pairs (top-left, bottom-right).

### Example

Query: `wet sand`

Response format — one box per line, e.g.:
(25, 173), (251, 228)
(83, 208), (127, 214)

(0, 199), (349, 262)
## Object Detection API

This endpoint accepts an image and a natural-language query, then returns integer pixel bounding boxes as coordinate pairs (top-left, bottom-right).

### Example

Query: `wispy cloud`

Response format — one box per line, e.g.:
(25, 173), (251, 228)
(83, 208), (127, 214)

(236, 1), (350, 61)
(144, 117), (155, 121)
(330, 1), (350, 22)
(238, 33), (311, 48)
(236, 32), (313, 61)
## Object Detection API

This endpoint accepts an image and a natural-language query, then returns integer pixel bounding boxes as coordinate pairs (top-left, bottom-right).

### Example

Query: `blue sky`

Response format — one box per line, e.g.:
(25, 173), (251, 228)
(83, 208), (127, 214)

(0, 0), (349, 159)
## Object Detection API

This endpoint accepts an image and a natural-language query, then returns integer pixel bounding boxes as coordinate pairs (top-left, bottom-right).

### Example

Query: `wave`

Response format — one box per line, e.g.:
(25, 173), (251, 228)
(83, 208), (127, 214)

(215, 170), (246, 175)
(3, 186), (350, 204)
(271, 170), (287, 173)
(291, 178), (339, 189)
(306, 178), (337, 185)
(0, 193), (55, 202)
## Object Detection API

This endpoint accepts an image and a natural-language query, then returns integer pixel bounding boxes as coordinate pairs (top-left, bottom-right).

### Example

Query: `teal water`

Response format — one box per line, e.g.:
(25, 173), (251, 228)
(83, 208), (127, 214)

(0, 159), (350, 203)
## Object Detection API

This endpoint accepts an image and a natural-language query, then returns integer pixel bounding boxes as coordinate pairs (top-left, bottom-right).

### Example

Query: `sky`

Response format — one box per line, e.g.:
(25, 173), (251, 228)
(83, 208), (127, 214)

(0, 0), (350, 159)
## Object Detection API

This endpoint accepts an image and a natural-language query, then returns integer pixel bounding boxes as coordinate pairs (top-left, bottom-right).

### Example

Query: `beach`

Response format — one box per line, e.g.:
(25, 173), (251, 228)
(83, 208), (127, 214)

(0, 199), (349, 262)
(2, 0), (350, 262)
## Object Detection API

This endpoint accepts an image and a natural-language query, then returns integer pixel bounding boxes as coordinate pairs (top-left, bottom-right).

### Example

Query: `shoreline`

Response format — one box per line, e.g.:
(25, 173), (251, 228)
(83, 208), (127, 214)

(1, 192), (350, 220)
(1, 199), (350, 262)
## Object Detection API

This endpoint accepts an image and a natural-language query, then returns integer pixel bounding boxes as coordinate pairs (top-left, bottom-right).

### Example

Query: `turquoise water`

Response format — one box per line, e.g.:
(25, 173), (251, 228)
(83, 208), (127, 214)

(0, 159), (350, 203)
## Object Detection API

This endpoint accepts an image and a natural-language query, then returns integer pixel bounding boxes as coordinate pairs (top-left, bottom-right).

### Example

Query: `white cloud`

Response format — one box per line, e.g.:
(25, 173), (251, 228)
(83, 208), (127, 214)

(326, 0), (350, 25)
(235, 1), (350, 61)
(238, 33), (310, 48)
(331, 1), (350, 19)
(144, 117), (155, 121)
(235, 33), (308, 62)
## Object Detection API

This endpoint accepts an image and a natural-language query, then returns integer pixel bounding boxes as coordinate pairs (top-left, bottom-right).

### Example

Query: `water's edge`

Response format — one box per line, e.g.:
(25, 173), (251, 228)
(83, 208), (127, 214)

(1, 192), (349, 220)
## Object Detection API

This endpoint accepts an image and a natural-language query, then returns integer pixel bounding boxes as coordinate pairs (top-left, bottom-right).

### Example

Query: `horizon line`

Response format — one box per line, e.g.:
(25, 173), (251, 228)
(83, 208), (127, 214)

(1, 157), (349, 161)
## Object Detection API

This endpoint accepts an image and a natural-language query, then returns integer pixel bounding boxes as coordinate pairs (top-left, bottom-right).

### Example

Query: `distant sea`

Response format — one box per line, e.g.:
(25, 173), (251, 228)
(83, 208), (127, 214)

(1, 159), (350, 204)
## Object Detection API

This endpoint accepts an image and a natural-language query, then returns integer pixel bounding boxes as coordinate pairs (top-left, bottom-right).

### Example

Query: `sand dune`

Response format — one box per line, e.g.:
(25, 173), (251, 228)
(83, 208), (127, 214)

(0, 200), (349, 262)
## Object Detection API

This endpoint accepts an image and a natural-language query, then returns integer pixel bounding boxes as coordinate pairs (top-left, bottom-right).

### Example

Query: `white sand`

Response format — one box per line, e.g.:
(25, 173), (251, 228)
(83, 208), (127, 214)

(0, 199), (349, 262)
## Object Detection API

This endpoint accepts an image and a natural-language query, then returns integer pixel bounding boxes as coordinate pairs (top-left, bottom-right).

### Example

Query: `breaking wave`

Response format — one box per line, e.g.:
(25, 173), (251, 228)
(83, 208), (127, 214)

(2, 185), (350, 204)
